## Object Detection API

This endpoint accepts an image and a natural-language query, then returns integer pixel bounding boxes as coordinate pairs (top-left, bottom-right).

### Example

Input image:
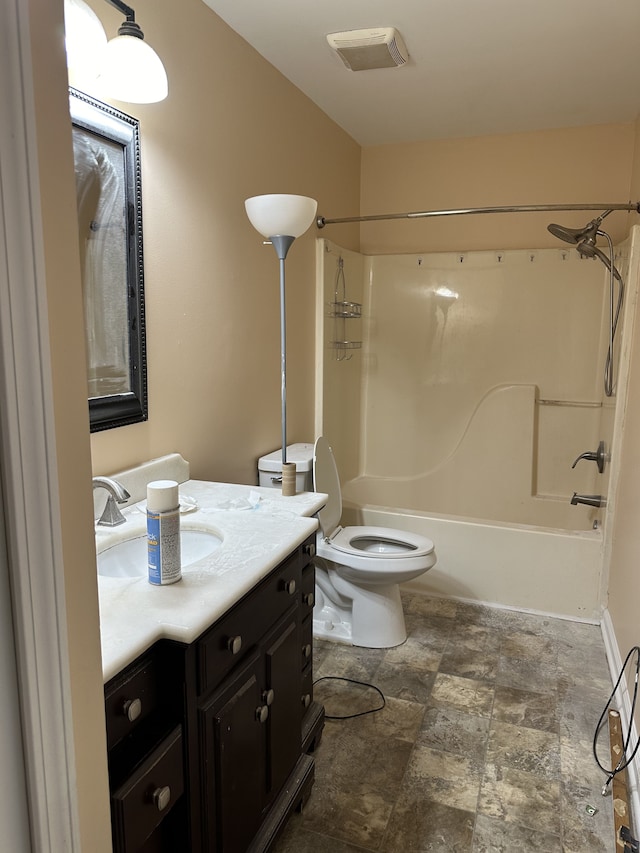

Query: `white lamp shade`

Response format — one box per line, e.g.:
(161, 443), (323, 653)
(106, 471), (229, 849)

(245, 194), (318, 238)
(64, 0), (107, 91)
(97, 35), (168, 104)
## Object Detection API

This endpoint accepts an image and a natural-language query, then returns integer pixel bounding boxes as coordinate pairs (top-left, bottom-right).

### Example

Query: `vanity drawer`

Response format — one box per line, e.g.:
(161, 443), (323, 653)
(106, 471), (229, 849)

(105, 655), (159, 750)
(110, 724), (184, 853)
(197, 551), (302, 695)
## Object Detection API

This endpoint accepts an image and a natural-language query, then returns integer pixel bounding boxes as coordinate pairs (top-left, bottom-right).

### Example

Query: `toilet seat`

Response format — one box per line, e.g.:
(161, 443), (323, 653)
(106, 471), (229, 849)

(316, 527), (437, 579)
(313, 437), (435, 572)
(328, 524), (434, 558)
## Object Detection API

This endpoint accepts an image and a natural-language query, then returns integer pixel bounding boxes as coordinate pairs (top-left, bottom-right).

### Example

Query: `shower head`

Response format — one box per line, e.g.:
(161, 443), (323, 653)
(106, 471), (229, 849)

(547, 210), (613, 245)
(547, 222), (590, 244)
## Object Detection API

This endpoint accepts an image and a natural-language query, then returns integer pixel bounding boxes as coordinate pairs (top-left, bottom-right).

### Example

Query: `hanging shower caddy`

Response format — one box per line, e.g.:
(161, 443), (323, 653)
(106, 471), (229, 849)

(329, 256), (361, 360)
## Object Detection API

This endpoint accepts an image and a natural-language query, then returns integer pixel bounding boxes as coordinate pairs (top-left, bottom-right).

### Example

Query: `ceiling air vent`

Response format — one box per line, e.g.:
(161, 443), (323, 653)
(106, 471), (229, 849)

(326, 28), (409, 71)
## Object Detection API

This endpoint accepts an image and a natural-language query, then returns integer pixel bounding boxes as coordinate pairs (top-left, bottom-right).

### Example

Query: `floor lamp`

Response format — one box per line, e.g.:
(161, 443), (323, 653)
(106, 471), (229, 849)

(244, 194), (318, 495)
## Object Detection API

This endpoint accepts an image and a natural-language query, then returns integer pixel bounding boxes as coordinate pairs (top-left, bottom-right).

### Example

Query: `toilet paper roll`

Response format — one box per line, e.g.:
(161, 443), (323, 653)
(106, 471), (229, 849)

(281, 462), (297, 496)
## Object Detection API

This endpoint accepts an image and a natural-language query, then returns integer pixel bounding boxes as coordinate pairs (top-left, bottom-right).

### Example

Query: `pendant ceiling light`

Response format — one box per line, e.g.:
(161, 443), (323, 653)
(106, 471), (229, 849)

(97, 0), (168, 103)
(64, 0), (168, 104)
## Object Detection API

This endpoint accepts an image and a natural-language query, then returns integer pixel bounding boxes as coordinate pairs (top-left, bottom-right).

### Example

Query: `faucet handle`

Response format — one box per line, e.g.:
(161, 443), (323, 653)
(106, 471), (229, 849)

(571, 440), (606, 474)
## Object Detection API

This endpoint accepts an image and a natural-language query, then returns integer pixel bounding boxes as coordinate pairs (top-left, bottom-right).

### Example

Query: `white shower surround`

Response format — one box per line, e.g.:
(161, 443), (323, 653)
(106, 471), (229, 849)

(316, 231), (639, 618)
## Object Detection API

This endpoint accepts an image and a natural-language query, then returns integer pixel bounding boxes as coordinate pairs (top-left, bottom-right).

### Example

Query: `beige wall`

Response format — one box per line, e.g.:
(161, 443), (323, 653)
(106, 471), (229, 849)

(29, 0), (111, 847)
(359, 124), (638, 254)
(86, 0), (361, 484)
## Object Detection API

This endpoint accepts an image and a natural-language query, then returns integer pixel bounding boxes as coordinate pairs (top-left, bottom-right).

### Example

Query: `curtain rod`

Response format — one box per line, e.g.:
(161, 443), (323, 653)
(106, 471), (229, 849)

(316, 202), (640, 229)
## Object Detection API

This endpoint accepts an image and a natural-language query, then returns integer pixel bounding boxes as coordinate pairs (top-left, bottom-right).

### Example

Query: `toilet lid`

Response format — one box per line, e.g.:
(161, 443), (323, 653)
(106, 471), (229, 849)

(313, 436), (342, 538)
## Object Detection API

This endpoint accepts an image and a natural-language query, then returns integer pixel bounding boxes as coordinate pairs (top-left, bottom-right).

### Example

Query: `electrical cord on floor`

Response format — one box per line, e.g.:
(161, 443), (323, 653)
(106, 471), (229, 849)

(313, 676), (386, 720)
(593, 645), (640, 796)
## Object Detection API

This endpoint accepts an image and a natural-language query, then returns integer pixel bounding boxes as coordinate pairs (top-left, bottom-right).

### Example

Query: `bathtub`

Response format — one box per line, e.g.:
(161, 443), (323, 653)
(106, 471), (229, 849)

(341, 501), (604, 621)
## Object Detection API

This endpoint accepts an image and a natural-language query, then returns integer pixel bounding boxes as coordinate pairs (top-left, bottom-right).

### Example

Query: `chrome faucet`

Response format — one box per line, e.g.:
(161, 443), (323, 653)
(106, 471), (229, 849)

(93, 477), (131, 527)
(570, 493), (606, 509)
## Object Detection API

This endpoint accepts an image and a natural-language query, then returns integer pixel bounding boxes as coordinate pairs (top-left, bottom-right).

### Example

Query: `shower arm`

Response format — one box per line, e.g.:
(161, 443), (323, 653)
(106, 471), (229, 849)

(316, 202), (640, 229)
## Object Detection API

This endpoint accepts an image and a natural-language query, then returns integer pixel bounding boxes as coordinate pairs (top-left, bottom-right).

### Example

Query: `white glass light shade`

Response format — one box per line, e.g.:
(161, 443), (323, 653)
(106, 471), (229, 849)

(64, 0), (107, 91)
(97, 35), (168, 104)
(245, 194), (318, 238)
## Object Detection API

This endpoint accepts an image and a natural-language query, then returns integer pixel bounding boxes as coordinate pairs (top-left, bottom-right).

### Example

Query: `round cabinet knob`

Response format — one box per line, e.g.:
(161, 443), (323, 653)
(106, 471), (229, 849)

(122, 698), (142, 722)
(256, 705), (269, 723)
(302, 693), (311, 708)
(302, 643), (312, 660)
(303, 592), (315, 607)
(152, 786), (171, 812)
(227, 635), (242, 655)
(303, 543), (316, 559)
(283, 579), (296, 595)
(262, 688), (275, 706)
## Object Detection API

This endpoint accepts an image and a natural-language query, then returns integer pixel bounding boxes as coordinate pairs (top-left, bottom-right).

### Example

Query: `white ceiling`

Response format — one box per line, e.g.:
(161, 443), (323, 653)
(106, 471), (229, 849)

(202, 0), (640, 146)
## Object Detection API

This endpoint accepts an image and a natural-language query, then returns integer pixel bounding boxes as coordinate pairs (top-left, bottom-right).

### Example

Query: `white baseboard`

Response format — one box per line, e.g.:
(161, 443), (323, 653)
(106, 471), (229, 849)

(601, 608), (640, 837)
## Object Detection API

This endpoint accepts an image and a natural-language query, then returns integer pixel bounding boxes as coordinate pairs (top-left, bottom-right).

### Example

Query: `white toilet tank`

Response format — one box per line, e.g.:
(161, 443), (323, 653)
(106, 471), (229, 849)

(258, 443), (314, 492)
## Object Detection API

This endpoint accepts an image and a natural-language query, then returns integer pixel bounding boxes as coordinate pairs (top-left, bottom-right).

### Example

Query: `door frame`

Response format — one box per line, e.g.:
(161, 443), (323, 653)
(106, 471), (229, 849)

(0, 0), (81, 849)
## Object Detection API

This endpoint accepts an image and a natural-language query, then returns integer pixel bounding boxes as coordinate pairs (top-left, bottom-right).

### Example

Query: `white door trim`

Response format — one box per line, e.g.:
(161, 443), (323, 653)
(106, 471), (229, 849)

(0, 1), (81, 850)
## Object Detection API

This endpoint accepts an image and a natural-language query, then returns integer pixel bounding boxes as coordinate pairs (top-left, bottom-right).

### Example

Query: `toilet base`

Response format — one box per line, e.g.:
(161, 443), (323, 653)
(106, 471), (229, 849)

(313, 567), (408, 648)
(312, 612), (353, 645)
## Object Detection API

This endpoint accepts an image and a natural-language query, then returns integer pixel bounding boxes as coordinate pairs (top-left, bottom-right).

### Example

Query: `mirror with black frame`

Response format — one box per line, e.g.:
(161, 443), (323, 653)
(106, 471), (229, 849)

(69, 87), (147, 432)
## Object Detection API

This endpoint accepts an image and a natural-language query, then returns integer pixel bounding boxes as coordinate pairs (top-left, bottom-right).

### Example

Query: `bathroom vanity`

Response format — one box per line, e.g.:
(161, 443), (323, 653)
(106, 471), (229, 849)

(96, 465), (326, 853)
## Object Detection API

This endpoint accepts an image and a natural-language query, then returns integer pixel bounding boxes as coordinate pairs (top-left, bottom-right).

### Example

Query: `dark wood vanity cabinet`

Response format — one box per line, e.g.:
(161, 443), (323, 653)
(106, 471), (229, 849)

(105, 534), (323, 853)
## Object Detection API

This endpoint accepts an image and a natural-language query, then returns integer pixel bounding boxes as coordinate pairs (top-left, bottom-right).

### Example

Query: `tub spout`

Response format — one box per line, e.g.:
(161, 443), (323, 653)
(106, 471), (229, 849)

(570, 493), (606, 508)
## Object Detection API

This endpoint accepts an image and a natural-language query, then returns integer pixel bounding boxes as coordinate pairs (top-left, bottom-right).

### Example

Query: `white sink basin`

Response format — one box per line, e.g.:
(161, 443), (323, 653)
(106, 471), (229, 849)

(98, 528), (223, 578)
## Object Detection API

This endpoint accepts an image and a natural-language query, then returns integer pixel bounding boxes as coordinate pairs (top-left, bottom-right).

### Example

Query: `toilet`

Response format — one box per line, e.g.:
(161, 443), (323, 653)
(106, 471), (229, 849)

(312, 436), (437, 648)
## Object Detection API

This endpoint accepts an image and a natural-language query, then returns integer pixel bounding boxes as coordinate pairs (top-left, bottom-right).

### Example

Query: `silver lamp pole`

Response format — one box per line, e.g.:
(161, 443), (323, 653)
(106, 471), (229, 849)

(269, 235), (295, 467)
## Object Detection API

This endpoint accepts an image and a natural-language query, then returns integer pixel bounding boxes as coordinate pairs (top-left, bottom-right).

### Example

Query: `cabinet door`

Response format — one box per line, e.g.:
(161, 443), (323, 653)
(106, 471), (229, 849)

(199, 652), (265, 853)
(263, 608), (302, 802)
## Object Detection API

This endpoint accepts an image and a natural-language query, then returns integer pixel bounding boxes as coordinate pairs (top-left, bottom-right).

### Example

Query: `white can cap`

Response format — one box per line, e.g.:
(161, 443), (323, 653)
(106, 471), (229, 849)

(147, 479), (179, 512)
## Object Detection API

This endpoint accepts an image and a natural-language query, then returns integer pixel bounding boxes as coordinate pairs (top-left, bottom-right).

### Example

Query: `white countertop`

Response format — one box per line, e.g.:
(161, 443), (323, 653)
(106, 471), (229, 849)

(97, 479), (326, 682)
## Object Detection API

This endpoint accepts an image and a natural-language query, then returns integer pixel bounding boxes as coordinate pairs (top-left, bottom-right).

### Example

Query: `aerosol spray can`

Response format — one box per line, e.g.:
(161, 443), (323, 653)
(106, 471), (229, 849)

(147, 480), (181, 585)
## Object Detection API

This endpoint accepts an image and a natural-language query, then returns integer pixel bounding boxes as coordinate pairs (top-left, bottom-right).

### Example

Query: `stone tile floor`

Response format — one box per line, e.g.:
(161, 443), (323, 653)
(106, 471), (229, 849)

(274, 593), (618, 852)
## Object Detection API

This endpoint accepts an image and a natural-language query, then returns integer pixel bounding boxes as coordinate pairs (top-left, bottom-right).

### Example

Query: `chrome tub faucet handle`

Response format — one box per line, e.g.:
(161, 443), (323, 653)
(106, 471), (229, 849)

(571, 441), (607, 474)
